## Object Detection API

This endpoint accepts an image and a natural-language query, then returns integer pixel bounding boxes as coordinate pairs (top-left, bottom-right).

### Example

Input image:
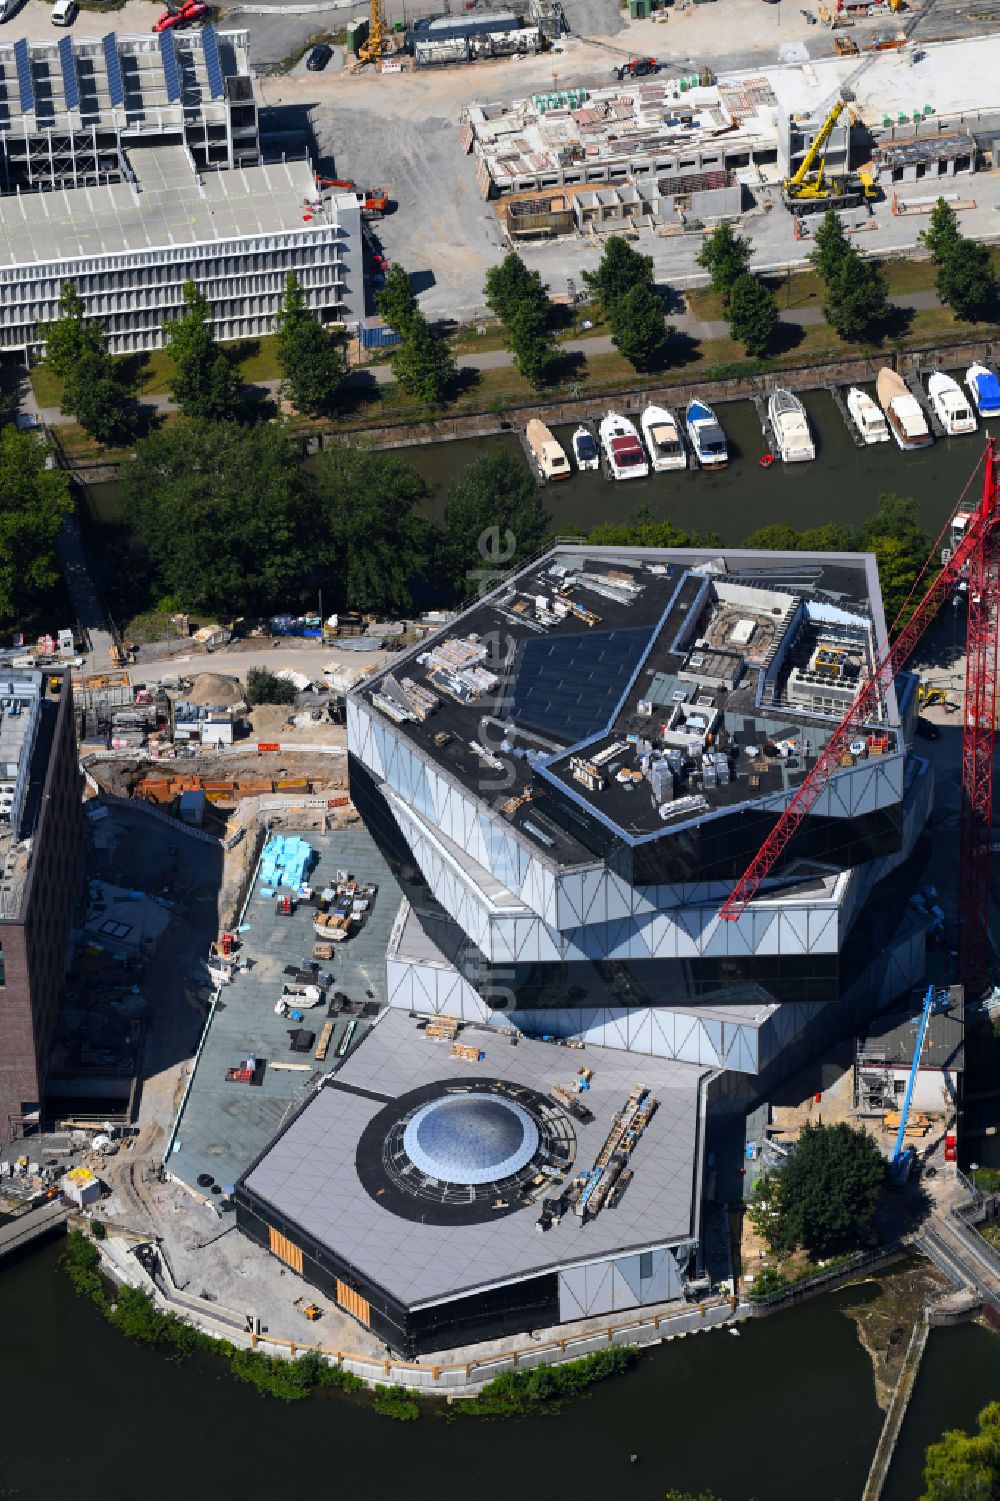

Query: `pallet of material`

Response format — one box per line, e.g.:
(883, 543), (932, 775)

(451, 1042), (485, 1063)
(313, 942), (335, 960)
(425, 1019), (460, 1040)
(315, 1021), (335, 1061)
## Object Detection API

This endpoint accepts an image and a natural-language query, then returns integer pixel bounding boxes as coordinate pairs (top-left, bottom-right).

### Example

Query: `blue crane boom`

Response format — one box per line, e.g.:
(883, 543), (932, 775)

(890, 983), (949, 1177)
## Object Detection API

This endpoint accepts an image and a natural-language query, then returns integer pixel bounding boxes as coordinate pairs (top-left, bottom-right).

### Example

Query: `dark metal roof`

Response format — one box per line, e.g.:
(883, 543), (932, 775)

(860, 988), (965, 1071)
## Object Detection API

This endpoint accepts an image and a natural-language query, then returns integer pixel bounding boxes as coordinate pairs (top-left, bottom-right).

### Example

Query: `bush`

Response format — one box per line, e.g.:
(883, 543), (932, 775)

(372, 1384), (421, 1420)
(90, 1219), (107, 1241)
(246, 667), (297, 706)
(461, 1346), (636, 1417)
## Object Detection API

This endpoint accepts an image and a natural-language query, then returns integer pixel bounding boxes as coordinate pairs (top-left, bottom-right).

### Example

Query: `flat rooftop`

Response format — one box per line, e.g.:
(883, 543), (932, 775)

(0, 29), (250, 135)
(166, 824), (405, 1195)
(354, 546), (892, 866)
(0, 147), (341, 269)
(241, 1008), (706, 1308)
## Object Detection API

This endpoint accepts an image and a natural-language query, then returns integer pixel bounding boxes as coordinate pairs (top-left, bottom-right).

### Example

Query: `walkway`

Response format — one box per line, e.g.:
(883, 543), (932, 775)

(0, 1199), (69, 1261)
(27, 290), (952, 426)
(54, 515), (116, 668)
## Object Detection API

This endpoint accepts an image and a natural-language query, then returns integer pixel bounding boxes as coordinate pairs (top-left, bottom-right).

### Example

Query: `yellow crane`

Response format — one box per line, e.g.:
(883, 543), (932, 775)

(782, 97), (878, 208)
(357, 0), (390, 65)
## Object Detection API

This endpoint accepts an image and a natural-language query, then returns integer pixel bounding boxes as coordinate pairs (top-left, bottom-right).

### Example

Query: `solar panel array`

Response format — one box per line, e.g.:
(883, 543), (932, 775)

(58, 35), (80, 113)
(202, 26), (224, 101)
(13, 38), (34, 115)
(159, 29), (182, 104)
(102, 32), (125, 107)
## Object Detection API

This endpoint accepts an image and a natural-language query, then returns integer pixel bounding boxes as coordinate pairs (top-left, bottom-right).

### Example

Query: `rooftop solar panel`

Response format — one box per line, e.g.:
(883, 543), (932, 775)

(202, 25), (225, 100)
(58, 35), (80, 113)
(102, 32), (125, 107)
(13, 38), (34, 115)
(159, 29), (182, 104)
(510, 628), (653, 744)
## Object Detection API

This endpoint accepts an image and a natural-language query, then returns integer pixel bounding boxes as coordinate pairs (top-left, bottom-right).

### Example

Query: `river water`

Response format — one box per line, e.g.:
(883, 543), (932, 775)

(3, 1242), (1000, 1501)
(80, 389), (998, 550)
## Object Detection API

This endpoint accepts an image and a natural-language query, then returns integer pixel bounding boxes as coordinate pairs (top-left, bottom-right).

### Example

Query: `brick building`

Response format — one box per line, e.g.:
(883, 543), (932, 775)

(0, 669), (83, 1140)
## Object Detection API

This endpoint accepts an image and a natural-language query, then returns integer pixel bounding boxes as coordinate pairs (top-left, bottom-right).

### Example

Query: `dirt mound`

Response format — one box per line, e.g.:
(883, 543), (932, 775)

(187, 672), (245, 707)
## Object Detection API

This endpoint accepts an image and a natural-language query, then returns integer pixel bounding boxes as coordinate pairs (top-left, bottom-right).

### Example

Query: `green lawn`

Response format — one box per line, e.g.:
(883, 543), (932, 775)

(31, 335), (282, 410)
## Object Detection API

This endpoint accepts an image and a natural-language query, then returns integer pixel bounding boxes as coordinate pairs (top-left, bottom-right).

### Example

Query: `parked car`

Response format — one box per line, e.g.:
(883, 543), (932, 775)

(153, 1), (206, 32)
(51, 0), (78, 25)
(306, 42), (333, 70)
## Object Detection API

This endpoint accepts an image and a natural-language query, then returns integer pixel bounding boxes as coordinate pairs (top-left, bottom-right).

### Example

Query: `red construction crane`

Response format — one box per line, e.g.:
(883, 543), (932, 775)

(718, 438), (999, 994)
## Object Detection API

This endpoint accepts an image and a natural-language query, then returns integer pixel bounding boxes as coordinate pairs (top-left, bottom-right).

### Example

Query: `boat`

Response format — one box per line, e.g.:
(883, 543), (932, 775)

(571, 424), (599, 472)
(927, 372), (976, 436)
(875, 368), (933, 451)
(684, 399), (728, 470)
(525, 419), (571, 482)
(759, 453), (774, 469)
(846, 386), (890, 445)
(767, 388), (816, 463)
(966, 362), (1000, 418)
(640, 404), (686, 473)
(599, 411), (649, 480)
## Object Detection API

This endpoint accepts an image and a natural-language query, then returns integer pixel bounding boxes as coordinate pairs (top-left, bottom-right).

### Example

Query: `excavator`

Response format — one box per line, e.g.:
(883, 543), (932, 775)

(353, 0), (391, 69)
(315, 178), (391, 217)
(782, 97), (879, 210)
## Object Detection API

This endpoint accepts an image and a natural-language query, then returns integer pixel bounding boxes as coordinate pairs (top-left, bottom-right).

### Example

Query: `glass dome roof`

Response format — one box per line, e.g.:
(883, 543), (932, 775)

(402, 1093), (540, 1186)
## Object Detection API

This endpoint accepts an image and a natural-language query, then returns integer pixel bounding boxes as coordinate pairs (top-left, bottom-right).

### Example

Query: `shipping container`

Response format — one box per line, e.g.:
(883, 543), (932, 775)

(358, 315), (403, 350)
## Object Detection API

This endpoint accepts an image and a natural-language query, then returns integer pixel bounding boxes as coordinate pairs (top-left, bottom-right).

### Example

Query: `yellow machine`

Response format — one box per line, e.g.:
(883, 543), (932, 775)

(782, 98), (879, 210)
(357, 0), (390, 65)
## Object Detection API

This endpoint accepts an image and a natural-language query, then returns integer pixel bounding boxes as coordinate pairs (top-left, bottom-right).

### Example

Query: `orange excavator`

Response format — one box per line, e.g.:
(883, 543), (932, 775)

(315, 178), (390, 217)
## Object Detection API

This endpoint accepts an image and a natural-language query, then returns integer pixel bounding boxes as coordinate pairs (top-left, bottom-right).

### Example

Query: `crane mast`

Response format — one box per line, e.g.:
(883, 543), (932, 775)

(719, 438), (999, 999)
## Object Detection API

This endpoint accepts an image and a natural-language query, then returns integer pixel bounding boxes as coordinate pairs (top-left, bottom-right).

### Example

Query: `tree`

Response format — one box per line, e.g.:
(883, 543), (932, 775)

(588, 518), (721, 548)
(274, 272), (346, 415)
(43, 282), (92, 381)
(696, 224), (753, 302)
(0, 426), (73, 627)
(610, 281), (671, 371)
(41, 281), (138, 446)
(313, 446), (431, 614)
(582, 236), (655, 317)
(484, 253), (558, 387)
(442, 449), (549, 594)
(121, 422), (311, 616)
(809, 208), (852, 285)
(823, 253), (889, 343)
(742, 523), (802, 551)
(376, 263), (420, 335)
(726, 272), (779, 357)
(246, 667), (297, 706)
(921, 1403), (1000, 1501)
(936, 237), (997, 323)
(766, 1121), (885, 1256)
(165, 281), (239, 422)
(919, 197), (962, 265)
(391, 312), (457, 404)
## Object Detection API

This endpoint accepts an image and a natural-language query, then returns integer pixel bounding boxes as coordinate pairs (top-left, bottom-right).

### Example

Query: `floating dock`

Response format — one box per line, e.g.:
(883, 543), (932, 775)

(830, 383), (866, 448)
(905, 372), (946, 439)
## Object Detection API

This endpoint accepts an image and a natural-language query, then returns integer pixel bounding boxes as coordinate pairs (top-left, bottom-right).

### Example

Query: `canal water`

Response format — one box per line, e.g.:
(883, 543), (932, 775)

(3, 1242), (999, 1501)
(79, 390), (998, 549)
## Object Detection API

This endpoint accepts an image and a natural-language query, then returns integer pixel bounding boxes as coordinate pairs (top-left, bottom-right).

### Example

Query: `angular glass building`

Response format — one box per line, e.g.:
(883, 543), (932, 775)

(347, 544), (931, 1092)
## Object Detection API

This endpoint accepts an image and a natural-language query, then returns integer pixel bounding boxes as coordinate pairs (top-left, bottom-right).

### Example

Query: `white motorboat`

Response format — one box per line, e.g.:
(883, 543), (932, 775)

(599, 411), (649, 480)
(525, 419), (571, 481)
(876, 368), (933, 451)
(965, 362), (1000, 418)
(684, 399), (728, 469)
(846, 387), (889, 445)
(640, 404), (686, 473)
(767, 388), (815, 463)
(927, 372), (976, 436)
(571, 424), (599, 471)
